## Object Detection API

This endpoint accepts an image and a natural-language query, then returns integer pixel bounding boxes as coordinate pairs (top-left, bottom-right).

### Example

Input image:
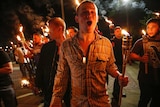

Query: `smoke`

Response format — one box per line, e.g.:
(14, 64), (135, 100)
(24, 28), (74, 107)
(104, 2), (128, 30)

(15, 0), (55, 39)
(93, 0), (151, 15)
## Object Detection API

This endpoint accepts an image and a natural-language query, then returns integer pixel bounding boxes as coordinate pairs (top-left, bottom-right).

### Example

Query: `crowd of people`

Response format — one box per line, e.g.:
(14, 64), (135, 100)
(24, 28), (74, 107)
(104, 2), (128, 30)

(0, 0), (160, 107)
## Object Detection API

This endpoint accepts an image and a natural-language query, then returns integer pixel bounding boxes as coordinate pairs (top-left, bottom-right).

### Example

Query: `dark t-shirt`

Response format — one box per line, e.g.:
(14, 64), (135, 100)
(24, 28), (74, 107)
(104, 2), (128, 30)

(131, 38), (160, 85)
(35, 40), (58, 92)
(0, 50), (13, 87)
(110, 37), (123, 65)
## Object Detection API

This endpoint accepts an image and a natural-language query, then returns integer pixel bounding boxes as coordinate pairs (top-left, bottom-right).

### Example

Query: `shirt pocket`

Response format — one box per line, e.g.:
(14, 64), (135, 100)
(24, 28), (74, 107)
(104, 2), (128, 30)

(96, 54), (109, 71)
(89, 53), (109, 71)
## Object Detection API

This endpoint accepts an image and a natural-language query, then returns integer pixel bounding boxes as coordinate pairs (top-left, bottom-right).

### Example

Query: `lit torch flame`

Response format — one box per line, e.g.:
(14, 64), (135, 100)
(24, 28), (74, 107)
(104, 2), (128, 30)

(21, 79), (30, 88)
(104, 17), (113, 25)
(41, 26), (49, 37)
(75, 0), (80, 6)
(44, 26), (49, 33)
(19, 25), (23, 32)
(121, 29), (130, 36)
(18, 24), (26, 42)
(66, 30), (69, 35)
(142, 29), (146, 35)
(153, 12), (160, 17)
(10, 41), (13, 45)
(16, 35), (21, 41)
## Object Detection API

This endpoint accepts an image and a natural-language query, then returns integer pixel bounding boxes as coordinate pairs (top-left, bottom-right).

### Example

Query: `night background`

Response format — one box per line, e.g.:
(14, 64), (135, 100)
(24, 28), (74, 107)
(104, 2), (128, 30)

(0, 0), (160, 46)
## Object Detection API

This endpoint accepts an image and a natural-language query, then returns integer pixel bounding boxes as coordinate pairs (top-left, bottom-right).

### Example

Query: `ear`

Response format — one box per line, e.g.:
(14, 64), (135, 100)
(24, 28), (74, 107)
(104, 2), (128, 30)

(75, 15), (79, 23)
(58, 26), (63, 32)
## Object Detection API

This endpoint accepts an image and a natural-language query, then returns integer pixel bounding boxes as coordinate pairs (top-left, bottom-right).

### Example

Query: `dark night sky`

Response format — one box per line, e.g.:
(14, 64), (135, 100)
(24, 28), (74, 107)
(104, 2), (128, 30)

(0, 0), (160, 45)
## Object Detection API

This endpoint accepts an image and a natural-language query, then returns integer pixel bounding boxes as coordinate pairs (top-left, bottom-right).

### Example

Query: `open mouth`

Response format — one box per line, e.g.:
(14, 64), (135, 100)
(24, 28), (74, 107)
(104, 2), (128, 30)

(87, 21), (92, 26)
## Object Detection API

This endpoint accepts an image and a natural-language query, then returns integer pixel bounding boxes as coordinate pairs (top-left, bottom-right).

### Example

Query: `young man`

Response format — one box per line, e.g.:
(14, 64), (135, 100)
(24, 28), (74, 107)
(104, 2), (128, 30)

(0, 50), (17, 107)
(130, 18), (160, 107)
(66, 26), (78, 38)
(50, 1), (128, 107)
(35, 17), (68, 107)
(110, 26), (126, 106)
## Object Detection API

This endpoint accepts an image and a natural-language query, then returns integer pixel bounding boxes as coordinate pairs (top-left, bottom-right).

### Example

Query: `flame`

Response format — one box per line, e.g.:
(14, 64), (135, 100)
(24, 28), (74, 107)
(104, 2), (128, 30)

(142, 29), (146, 35)
(104, 17), (112, 24)
(41, 26), (49, 36)
(21, 79), (30, 87)
(19, 25), (23, 32)
(66, 30), (69, 35)
(75, 0), (80, 6)
(44, 26), (49, 33)
(153, 12), (160, 16)
(122, 29), (130, 36)
(16, 35), (21, 41)
(10, 41), (13, 45)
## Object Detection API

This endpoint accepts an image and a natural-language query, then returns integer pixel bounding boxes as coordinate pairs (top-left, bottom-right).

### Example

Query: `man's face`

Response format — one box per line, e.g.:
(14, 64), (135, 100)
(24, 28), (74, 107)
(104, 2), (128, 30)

(114, 28), (122, 39)
(75, 2), (98, 33)
(146, 22), (159, 37)
(68, 28), (77, 37)
(49, 24), (60, 40)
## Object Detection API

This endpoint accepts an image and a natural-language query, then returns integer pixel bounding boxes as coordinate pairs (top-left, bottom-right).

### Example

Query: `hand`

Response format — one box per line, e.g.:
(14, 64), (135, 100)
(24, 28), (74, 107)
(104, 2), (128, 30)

(118, 75), (128, 87)
(141, 53), (149, 63)
(49, 98), (62, 107)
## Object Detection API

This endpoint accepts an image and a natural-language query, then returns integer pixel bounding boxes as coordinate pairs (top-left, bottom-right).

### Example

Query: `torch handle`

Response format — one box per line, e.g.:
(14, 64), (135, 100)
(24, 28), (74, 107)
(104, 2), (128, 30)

(144, 57), (148, 74)
(144, 45), (148, 74)
(118, 54), (127, 107)
(118, 85), (123, 106)
(142, 35), (148, 74)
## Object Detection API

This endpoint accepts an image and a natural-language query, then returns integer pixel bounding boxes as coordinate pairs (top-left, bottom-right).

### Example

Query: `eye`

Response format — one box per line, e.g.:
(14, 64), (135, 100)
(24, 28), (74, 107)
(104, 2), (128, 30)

(81, 11), (89, 16)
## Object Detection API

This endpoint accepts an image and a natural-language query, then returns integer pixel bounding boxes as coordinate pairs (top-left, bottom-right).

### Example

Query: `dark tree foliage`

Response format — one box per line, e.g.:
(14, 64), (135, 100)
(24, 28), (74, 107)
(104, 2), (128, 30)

(0, 0), (159, 45)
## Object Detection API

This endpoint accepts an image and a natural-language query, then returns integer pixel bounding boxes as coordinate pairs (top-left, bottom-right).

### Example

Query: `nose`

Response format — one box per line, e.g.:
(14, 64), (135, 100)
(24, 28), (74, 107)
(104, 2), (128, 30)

(86, 12), (91, 19)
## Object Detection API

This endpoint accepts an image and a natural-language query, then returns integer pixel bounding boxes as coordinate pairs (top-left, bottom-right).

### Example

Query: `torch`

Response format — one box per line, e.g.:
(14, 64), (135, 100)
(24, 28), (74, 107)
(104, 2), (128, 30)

(75, 0), (80, 6)
(142, 30), (148, 74)
(118, 29), (132, 106)
(16, 35), (31, 88)
(41, 25), (49, 37)
(103, 16), (114, 27)
(19, 24), (26, 43)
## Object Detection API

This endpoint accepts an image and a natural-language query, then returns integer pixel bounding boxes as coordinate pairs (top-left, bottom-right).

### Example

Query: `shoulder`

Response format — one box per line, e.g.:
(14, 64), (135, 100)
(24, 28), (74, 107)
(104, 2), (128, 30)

(0, 50), (11, 64)
(42, 40), (56, 48)
(134, 38), (143, 45)
(95, 34), (112, 46)
(62, 36), (75, 48)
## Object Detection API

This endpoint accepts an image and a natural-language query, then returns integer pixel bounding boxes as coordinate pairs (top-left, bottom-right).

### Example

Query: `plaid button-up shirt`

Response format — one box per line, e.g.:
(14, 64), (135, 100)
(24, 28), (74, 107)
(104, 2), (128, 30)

(52, 33), (119, 107)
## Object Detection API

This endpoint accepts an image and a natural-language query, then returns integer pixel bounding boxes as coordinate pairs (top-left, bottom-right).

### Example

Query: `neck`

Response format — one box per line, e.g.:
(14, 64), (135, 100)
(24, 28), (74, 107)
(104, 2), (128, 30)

(78, 32), (95, 42)
(56, 34), (65, 46)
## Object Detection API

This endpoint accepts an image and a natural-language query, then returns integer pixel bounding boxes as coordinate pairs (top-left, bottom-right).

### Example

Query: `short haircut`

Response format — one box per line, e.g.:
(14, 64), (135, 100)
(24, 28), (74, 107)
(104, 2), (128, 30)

(114, 26), (121, 31)
(146, 18), (160, 27)
(47, 17), (66, 31)
(67, 26), (78, 32)
(76, 0), (97, 15)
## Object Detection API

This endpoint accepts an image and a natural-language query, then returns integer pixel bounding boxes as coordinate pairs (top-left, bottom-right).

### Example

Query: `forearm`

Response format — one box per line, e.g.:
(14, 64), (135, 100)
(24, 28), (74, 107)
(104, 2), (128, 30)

(0, 62), (13, 74)
(107, 63), (121, 78)
(130, 53), (143, 62)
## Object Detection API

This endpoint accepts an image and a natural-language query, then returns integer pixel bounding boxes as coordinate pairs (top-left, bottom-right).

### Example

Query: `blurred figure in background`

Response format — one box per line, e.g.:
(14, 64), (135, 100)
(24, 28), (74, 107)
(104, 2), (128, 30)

(25, 33), (43, 68)
(66, 26), (78, 39)
(35, 17), (69, 107)
(0, 49), (17, 107)
(110, 26), (126, 107)
(14, 42), (29, 78)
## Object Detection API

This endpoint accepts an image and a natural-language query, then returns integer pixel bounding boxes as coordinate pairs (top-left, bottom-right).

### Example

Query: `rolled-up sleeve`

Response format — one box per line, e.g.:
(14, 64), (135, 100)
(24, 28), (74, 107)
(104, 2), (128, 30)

(106, 40), (119, 78)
